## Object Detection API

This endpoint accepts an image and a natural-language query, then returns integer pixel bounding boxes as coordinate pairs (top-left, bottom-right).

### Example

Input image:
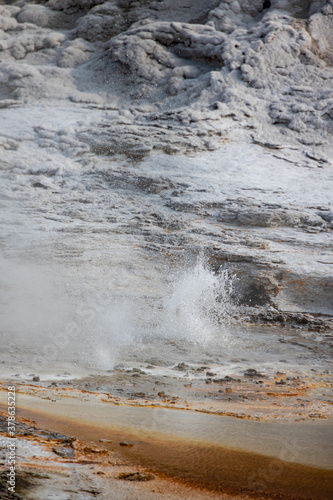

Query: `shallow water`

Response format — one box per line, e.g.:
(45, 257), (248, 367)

(8, 391), (333, 469)
(3, 392), (332, 499)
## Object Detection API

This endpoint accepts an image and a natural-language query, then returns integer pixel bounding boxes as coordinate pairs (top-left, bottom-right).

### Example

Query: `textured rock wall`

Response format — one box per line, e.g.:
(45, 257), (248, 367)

(0, 0), (333, 156)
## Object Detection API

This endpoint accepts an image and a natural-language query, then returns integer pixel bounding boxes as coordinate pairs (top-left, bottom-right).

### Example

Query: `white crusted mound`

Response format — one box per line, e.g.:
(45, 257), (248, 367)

(0, 0), (332, 156)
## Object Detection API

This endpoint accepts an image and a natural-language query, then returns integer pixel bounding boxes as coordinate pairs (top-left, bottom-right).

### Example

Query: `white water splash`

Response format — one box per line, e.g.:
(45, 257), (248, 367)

(158, 257), (235, 346)
(84, 256), (236, 369)
(0, 247), (235, 373)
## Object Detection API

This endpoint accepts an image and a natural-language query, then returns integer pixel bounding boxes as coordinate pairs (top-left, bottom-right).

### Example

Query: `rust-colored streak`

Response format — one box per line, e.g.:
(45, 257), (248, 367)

(3, 403), (332, 500)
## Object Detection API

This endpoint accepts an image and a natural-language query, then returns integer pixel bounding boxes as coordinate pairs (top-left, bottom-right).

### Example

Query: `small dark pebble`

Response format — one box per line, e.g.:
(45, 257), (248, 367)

(213, 376), (234, 383)
(244, 369), (264, 378)
(174, 362), (189, 371)
(118, 472), (155, 481)
(33, 376), (40, 382)
(119, 442), (134, 447)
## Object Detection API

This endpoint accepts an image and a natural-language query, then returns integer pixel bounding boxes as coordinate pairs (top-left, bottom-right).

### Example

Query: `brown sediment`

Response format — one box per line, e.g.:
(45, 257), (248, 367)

(1, 367), (332, 421)
(1, 397), (332, 500)
(109, 439), (333, 500)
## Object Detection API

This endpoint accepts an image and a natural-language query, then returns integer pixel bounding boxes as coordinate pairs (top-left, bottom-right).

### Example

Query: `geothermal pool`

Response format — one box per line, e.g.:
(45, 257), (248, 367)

(1, 1), (333, 498)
